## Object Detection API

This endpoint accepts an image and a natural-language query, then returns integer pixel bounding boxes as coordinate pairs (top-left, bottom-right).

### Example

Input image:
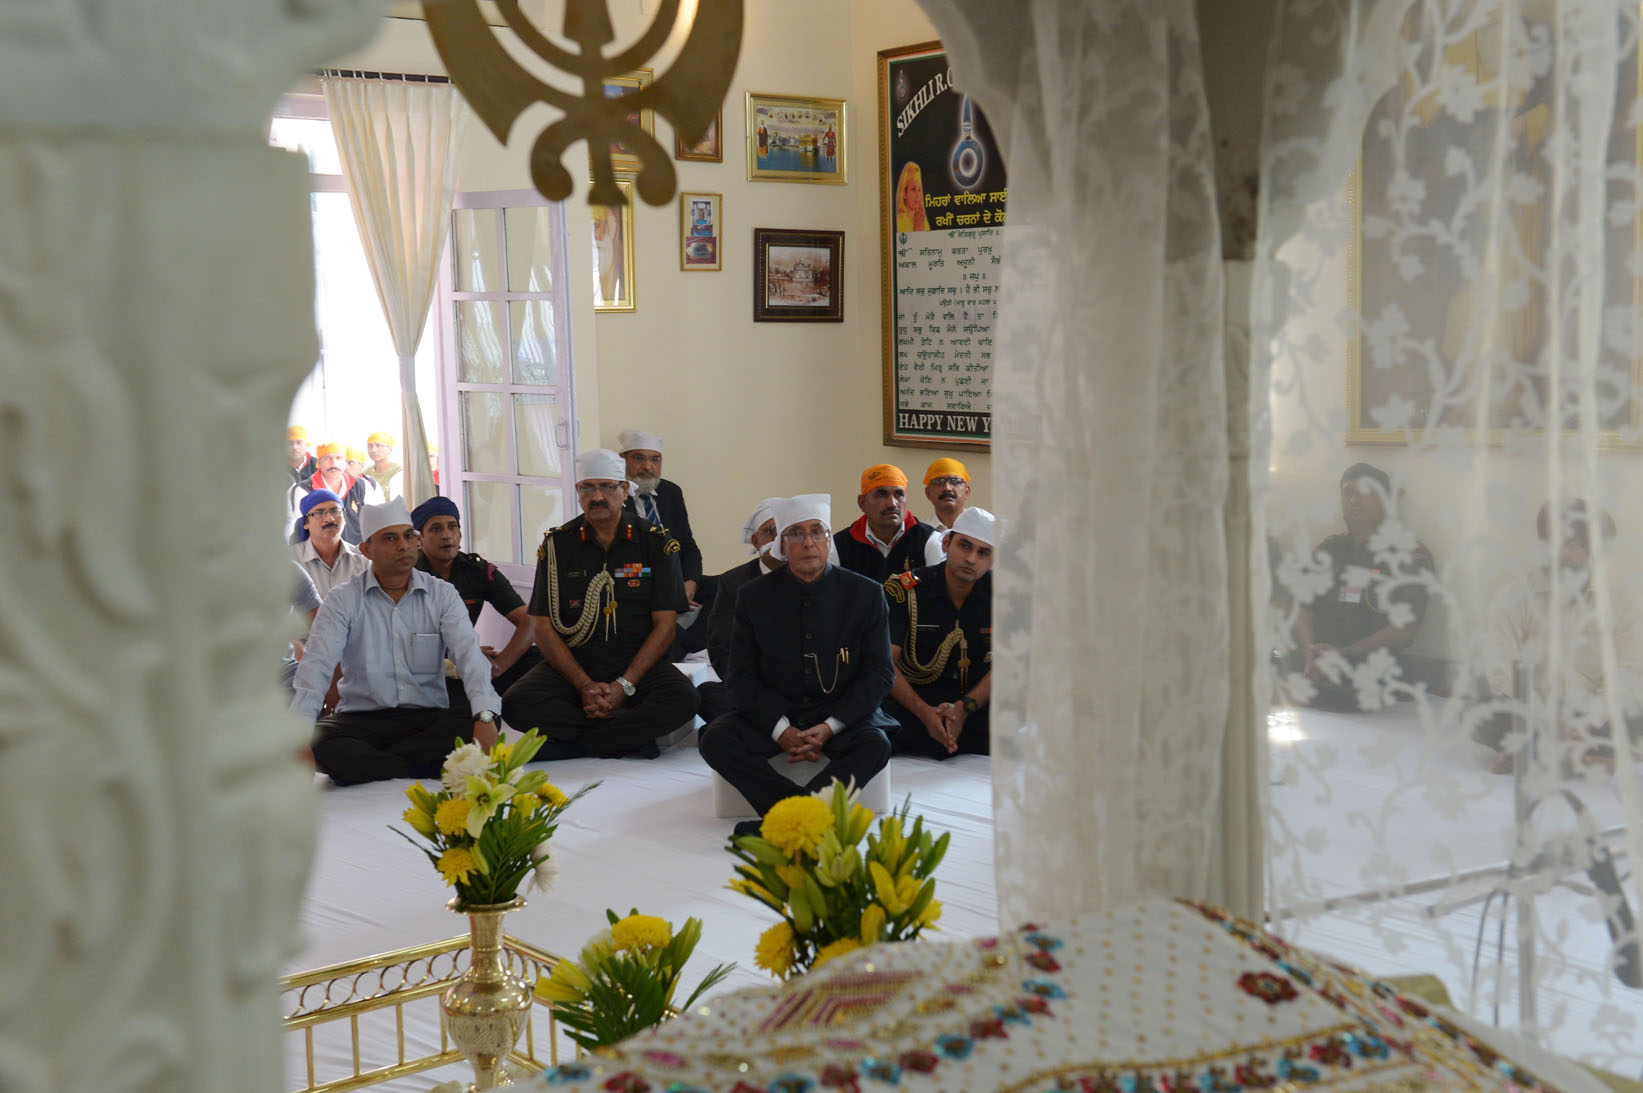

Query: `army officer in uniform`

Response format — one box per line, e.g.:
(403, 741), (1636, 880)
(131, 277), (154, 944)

(698, 494), (893, 828)
(501, 449), (698, 757)
(883, 506), (996, 758)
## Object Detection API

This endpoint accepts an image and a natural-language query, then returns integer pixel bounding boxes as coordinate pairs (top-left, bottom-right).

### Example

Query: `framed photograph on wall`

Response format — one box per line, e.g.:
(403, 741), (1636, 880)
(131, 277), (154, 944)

(746, 93), (847, 184)
(676, 111), (723, 162)
(680, 192), (722, 272)
(753, 228), (844, 322)
(600, 69), (655, 176)
(592, 177), (636, 312)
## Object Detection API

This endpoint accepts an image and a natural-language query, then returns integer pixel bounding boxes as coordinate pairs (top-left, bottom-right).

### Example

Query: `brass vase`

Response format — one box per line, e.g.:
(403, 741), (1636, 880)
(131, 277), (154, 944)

(441, 895), (532, 1091)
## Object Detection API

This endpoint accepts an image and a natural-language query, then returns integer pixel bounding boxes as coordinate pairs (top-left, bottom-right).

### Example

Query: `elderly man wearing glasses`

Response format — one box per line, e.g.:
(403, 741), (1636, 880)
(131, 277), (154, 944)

(699, 494), (894, 835)
(500, 448), (698, 759)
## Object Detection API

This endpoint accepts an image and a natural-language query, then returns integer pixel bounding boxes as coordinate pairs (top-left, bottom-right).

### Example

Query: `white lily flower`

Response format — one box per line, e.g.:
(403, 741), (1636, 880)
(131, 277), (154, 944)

(463, 776), (517, 838)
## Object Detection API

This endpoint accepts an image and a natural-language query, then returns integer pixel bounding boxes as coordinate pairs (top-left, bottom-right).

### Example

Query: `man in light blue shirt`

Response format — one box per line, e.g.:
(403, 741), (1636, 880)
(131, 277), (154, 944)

(293, 498), (503, 785)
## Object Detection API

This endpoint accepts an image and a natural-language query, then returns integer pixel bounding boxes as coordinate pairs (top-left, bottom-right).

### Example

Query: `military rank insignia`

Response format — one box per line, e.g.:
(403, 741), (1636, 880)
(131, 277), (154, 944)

(663, 538), (681, 555)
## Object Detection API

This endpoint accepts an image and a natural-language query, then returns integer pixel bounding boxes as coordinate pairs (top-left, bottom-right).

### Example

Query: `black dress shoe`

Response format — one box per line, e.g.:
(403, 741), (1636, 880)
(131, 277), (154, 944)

(631, 739), (661, 760)
(732, 819), (762, 840)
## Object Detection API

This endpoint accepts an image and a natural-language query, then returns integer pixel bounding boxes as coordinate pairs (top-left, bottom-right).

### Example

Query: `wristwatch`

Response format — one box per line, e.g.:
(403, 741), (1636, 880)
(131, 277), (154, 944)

(616, 677), (637, 698)
(477, 710), (497, 724)
(961, 697), (981, 715)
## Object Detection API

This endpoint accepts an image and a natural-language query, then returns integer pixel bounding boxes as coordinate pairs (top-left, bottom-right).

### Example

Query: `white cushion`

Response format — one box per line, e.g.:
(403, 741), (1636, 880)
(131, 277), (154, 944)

(712, 759), (892, 818)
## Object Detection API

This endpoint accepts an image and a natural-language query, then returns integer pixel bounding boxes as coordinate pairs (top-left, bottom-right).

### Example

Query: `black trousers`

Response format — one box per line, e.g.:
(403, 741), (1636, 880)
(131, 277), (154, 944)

(698, 712), (891, 816)
(313, 706), (476, 786)
(695, 680), (736, 725)
(500, 659), (698, 758)
(883, 695), (991, 759)
(447, 647), (544, 716)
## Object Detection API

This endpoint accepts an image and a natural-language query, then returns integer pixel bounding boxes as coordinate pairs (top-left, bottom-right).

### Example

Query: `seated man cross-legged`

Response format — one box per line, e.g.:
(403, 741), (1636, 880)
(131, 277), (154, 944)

(293, 498), (502, 786)
(883, 506), (996, 758)
(412, 495), (543, 700)
(501, 448), (699, 759)
(699, 494), (893, 833)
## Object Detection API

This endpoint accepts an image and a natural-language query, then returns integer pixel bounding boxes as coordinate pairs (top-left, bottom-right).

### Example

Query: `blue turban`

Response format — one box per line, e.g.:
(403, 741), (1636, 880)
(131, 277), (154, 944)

(411, 495), (461, 532)
(294, 489), (341, 542)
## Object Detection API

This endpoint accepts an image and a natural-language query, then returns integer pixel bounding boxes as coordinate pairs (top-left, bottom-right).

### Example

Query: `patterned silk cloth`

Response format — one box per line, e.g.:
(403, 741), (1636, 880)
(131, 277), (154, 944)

(519, 899), (1602, 1093)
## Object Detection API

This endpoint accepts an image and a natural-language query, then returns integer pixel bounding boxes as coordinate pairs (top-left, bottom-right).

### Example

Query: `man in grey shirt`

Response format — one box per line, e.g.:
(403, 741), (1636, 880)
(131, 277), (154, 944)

(293, 498), (503, 785)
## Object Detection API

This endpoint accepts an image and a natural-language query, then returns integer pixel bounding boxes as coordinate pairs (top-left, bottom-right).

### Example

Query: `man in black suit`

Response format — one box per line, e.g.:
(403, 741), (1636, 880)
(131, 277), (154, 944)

(698, 494), (894, 832)
(698, 497), (786, 723)
(619, 428), (704, 603)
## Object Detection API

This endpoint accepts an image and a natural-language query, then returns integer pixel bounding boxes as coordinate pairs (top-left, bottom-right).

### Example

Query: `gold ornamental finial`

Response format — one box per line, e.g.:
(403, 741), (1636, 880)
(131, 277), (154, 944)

(422, 0), (743, 206)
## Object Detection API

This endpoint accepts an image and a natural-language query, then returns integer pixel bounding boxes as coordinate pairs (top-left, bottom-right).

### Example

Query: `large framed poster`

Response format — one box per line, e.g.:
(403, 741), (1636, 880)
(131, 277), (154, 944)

(879, 41), (1007, 449)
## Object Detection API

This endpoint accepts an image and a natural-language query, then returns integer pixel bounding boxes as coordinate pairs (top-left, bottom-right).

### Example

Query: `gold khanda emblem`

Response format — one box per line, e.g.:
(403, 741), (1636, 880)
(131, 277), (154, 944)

(422, 0), (743, 207)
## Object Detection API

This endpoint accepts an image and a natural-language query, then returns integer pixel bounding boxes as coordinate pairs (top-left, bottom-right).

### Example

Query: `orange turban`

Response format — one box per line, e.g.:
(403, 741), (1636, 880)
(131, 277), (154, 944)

(316, 442), (345, 458)
(923, 458), (970, 485)
(860, 464), (908, 493)
(367, 431), (395, 447)
(287, 425), (308, 441)
(345, 446), (366, 463)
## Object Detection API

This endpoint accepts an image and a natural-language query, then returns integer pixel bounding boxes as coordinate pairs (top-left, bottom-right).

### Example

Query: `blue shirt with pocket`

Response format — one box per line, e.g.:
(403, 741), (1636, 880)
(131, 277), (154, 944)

(290, 567), (502, 723)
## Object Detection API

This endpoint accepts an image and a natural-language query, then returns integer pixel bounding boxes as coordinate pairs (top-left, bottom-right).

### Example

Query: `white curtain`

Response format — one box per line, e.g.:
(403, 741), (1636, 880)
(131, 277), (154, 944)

(1256, 0), (1643, 1070)
(322, 75), (468, 508)
(917, 0), (1250, 924)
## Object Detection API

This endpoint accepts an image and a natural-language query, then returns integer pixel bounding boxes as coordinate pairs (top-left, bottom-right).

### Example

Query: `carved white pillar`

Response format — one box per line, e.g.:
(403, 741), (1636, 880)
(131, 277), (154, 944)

(0, 4), (375, 1090)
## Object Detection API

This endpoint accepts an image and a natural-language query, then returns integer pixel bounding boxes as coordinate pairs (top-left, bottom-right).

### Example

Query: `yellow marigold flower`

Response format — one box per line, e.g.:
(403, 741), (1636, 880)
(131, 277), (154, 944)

(435, 797), (473, 837)
(760, 796), (835, 859)
(436, 847), (480, 886)
(812, 937), (862, 969)
(860, 903), (887, 944)
(611, 914), (673, 953)
(916, 898), (943, 928)
(511, 791), (541, 814)
(402, 805), (437, 838)
(540, 783), (568, 808)
(754, 921), (797, 979)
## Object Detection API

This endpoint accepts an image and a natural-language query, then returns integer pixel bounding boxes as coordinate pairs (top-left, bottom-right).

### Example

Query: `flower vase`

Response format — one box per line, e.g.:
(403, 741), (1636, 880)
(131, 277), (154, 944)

(441, 896), (532, 1091)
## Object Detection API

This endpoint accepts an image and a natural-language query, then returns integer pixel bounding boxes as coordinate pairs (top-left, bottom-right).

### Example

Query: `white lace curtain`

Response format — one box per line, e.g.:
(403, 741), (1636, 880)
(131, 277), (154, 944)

(321, 74), (468, 508)
(922, 0), (1643, 1070)
(918, 0), (1255, 924)
(1256, 0), (1643, 1069)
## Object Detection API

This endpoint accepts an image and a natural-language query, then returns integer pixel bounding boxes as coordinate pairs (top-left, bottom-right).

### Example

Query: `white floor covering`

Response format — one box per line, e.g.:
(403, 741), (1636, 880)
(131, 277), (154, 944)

(285, 703), (1643, 1091)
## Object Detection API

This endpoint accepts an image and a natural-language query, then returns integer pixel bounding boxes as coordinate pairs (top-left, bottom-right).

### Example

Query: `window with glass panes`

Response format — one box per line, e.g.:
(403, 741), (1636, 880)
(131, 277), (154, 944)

(438, 192), (578, 586)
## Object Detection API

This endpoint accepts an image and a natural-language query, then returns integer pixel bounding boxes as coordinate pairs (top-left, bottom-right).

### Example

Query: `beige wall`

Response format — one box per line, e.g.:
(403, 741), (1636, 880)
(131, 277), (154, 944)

(331, 2), (991, 577)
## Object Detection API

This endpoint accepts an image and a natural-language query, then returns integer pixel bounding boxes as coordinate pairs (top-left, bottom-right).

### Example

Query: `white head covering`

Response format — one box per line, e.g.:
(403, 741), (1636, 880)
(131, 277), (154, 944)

(575, 448), (627, 485)
(360, 497), (413, 542)
(617, 428), (664, 454)
(948, 505), (998, 547)
(741, 497), (785, 551)
(769, 493), (830, 562)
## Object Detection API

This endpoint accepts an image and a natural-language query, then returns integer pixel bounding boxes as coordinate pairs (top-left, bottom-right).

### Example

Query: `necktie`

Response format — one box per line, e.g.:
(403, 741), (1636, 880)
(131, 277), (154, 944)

(643, 494), (659, 524)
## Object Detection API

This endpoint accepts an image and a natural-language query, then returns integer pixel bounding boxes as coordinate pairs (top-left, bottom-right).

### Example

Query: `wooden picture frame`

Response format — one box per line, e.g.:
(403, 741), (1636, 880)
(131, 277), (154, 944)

(600, 69), (655, 176)
(675, 111), (723, 162)
(679, 192), (722, 272)
(592, 178), (636, 312)
(745, 93), (847, 184)
(753, 228), (844, 322)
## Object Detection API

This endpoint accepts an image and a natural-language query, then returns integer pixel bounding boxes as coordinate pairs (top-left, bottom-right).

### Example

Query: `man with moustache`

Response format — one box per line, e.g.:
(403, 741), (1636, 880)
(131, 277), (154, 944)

(1291, 463), (1435, 710)
(412, 496), (542, 699)
(698, 494), (894, 832)
(287, 441), (372, 544)
(697, 497), (786, 723)
(618, 428), (703, 605)
(883, 507), (997, 758)
(834, 463), (945, 583)
(285, 425), (317, 485)
(502, 449), (698, 758)
(922, 457), (972, 535)
(290, 488), (369, 599)
(292, 499), (502, 786)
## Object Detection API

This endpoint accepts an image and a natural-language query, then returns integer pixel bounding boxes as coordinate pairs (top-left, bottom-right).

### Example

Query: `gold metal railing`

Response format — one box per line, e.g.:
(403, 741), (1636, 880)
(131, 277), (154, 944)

(281, 935), (570, 1093)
